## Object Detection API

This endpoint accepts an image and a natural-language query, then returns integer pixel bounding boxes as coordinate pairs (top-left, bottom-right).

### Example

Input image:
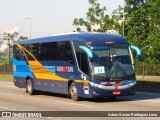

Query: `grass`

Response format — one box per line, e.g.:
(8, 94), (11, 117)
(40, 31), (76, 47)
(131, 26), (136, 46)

(0, 74), (13, 82)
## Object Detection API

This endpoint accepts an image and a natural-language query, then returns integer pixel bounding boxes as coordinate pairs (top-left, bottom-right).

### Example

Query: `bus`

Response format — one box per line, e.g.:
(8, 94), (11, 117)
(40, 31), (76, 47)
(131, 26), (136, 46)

(13, 32), (141, 101)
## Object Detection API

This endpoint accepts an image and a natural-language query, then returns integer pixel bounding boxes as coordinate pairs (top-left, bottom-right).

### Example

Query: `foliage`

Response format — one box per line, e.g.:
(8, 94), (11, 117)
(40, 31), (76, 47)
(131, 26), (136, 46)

(73, 0), (119, 32)
(124, 0), (160, 63)
(19, 36), (28, 40)
(112, 5), (124, 35)
(73, 0), (160, 75)
(113, 0), (160, 75)
(2, 58), (12, 64)
(3, 32), (18, 42)
(3, 32), (18, 64)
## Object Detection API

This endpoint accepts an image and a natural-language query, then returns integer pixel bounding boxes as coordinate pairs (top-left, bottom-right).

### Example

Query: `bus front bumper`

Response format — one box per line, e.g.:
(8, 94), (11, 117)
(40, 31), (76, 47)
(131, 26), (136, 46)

(89, 80), (136, 98)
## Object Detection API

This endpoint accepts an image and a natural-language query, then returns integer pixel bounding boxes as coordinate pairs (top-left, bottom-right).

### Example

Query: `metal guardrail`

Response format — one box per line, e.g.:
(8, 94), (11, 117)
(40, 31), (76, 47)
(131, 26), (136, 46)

(136, 75), (160, 82)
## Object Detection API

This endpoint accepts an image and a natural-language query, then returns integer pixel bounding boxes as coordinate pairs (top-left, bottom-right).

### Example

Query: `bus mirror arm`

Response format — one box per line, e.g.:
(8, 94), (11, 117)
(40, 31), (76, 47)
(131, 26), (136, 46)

(79, 46), (94, 62)
(131, 45), (142, 61)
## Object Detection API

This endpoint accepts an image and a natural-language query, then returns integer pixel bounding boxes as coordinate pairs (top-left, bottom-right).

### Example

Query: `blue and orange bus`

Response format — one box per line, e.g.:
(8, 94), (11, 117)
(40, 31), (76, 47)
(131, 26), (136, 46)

(13, 32), (141, 101)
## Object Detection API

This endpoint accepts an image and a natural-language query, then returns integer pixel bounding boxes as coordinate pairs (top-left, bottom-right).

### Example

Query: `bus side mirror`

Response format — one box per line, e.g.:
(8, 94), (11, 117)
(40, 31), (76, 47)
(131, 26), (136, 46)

(131, 45), (142, 61)
(79, 46), (94, 62)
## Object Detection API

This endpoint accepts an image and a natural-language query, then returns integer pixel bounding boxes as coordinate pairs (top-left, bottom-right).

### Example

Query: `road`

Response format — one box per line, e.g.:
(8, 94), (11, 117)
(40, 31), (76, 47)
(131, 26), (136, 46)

(0, 81), (160, 120)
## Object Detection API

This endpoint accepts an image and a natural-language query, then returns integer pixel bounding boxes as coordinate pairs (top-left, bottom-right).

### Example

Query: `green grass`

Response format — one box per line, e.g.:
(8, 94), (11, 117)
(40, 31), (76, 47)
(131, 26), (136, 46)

(0, 74), (13, 82)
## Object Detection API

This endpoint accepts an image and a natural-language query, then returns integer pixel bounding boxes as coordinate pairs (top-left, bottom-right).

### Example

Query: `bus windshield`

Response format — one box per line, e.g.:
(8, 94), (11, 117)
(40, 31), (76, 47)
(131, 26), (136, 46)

(90, 45), (135, 80)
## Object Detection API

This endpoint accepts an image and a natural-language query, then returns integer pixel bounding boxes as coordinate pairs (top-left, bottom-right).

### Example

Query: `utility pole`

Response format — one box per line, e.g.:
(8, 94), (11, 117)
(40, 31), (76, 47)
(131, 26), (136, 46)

(25, 18), (32, 39)
(123, 1), (125, 37)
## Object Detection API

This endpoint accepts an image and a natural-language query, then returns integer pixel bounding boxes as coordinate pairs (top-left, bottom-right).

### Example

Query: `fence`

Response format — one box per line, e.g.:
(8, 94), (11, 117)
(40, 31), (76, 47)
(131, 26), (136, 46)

(0, 62), (159, 76)
(135, 61), (160, 76)
(0, 64), (13, 75)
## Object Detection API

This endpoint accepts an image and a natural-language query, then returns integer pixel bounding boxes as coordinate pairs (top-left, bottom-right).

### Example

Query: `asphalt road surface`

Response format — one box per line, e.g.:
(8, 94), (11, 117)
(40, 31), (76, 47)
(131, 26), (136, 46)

(0, 81), (160, 120)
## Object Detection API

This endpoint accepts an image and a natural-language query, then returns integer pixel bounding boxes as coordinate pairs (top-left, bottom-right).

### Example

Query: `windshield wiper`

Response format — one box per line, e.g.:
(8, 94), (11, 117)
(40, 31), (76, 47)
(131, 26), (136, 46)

(106, 55), (127, 80)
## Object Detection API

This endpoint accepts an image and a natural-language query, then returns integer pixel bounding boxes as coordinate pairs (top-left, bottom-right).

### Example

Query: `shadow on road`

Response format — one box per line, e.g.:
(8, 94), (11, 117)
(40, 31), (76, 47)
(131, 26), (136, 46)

(137, 81), (160, 93)
(86, 92), (160, 103)
(33, 90), (160, 103)
(35, 91), (69, 99)
(16, 80), (159, 103)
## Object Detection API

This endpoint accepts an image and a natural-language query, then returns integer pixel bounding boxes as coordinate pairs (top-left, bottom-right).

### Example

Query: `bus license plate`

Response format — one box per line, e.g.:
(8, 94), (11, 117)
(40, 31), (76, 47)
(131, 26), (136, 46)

(113, 91), (121, 95)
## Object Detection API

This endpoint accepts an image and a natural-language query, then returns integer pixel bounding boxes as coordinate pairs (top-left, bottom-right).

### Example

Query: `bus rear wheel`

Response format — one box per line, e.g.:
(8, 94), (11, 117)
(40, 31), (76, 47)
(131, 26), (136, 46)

(26, 79), (35, 95)
(69, 83), (80, 101)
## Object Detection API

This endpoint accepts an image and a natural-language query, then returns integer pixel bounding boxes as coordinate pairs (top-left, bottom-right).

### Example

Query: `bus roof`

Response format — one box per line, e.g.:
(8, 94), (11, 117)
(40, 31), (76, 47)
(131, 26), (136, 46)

(15, 32), (128, 45)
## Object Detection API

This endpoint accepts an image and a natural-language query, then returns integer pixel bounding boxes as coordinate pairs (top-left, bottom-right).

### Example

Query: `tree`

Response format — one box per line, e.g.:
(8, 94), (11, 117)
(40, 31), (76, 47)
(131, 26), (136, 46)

(73, 0), (118, 32)
(112, 0), (150, 36)
(3, 31), (18, 64)
(73, 0), (160, 75)
(122, 0), (160, 75)
(124, 0), (160, 62)
(112, 5), (124, 35)
(125, 0), (149, 13)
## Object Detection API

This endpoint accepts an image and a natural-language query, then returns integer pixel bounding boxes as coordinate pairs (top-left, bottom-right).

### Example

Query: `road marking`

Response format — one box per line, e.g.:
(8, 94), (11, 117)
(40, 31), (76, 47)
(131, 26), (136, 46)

(142, 100), (160, 103)
(135, 99), (160, 103)
(46, 117), (52, 119)
(0, 106), (15, 111)
(56, 101), (94, 108)
(0, 92), (14, 96)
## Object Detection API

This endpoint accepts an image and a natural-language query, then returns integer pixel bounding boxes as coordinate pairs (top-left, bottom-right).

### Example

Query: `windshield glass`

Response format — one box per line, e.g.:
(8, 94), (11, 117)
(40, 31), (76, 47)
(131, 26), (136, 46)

(91, 45), (134, 80)
(73, 41), (135, 81)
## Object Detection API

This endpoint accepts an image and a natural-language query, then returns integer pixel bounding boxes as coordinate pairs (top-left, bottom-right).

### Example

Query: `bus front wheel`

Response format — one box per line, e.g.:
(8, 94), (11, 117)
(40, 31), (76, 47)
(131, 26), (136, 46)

(26, 79), (35, 95)
(69, 82), (80, 101)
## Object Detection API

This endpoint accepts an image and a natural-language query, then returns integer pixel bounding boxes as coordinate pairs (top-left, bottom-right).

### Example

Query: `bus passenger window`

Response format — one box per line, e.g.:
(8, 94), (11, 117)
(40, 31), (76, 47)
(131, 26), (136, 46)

(77, 51), (90, 76)
(13, 45), (26, 61)
(44, 41), (74, 65)
(63, 41), (74, 64)
(73, 41), (91, 76)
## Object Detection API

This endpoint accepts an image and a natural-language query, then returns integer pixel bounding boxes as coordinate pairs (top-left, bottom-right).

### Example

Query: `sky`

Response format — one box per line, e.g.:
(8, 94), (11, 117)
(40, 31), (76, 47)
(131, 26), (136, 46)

(0, 0), (124, 39)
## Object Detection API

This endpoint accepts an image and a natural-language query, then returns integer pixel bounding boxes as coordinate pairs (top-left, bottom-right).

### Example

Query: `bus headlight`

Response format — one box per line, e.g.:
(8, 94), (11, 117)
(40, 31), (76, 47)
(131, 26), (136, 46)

(129, 81), (136, 86)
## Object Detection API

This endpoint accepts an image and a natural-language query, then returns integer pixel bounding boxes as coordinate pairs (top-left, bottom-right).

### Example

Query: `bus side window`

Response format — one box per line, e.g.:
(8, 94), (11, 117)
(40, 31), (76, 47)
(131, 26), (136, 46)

(43, 41), (74, 65)
(63, 41), (74, 65)
(76, 51), (90, 76)
(73, 41), (91, 76)
(13, 45), (26, 61)
(56, 41), (74, 65)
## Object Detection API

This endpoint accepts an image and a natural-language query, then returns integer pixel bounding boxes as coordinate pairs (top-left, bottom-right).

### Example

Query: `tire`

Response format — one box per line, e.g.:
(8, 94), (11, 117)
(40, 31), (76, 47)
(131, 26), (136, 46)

(69, 82), (80, 101)
(26, 79), (35, 95)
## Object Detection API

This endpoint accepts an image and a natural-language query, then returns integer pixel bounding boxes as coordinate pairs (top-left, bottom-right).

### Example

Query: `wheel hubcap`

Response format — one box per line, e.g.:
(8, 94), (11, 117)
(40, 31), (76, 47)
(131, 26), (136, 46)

(71, 86), (77, 97)
(27, 81), (31, 92)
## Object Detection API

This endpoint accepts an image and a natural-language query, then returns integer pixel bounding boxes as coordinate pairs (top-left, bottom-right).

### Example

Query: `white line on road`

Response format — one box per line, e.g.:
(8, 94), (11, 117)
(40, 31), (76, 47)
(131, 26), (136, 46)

(0, 106), (15, 111)
(0, 92), (14, 95)
(46, 117), (52, 119)
(135, 99), (160, 103)
(56, 101), (94, 108)
(142, 100), (160, 103)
